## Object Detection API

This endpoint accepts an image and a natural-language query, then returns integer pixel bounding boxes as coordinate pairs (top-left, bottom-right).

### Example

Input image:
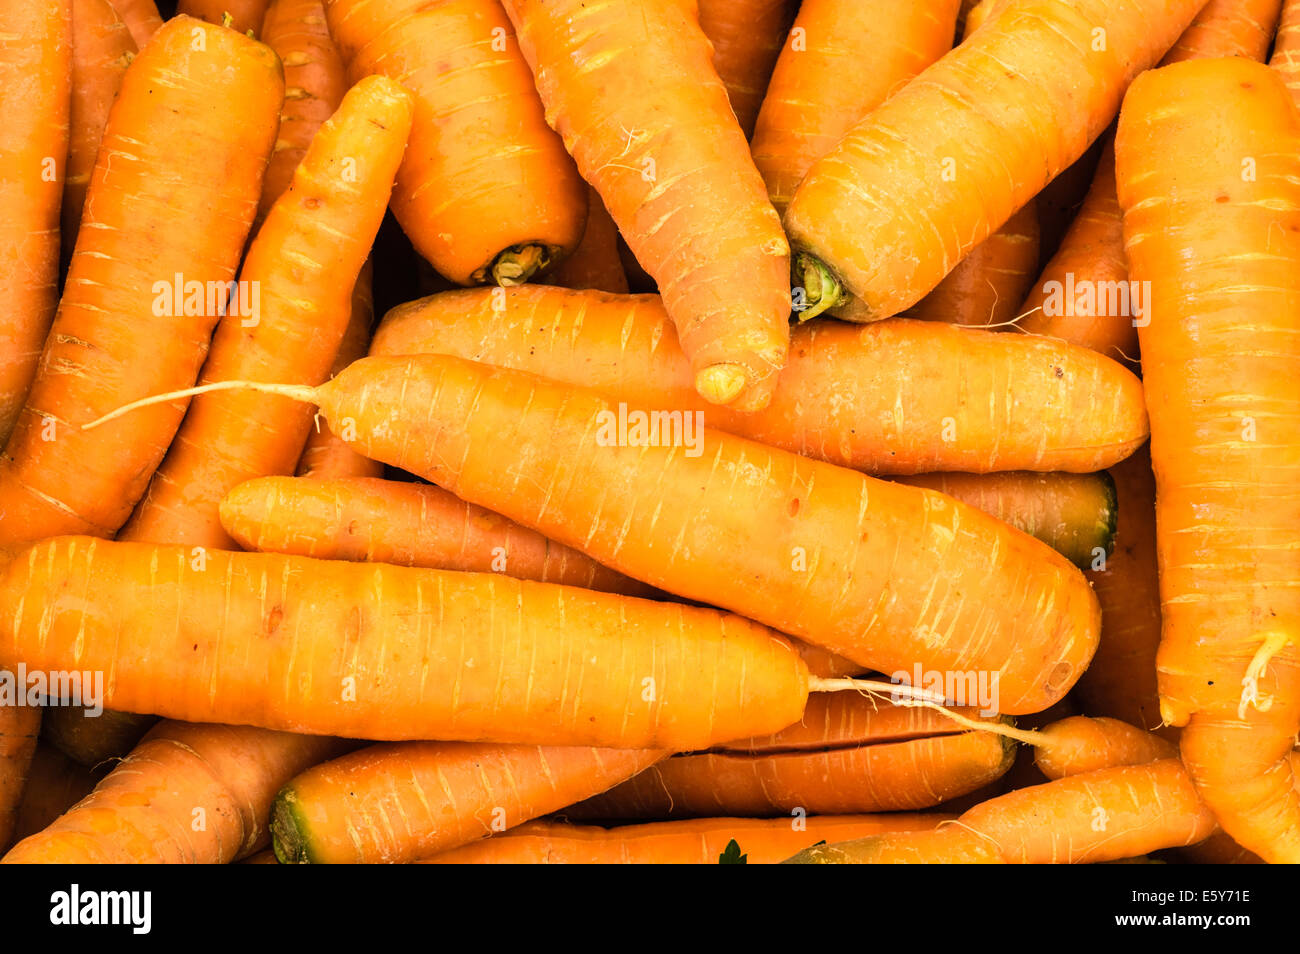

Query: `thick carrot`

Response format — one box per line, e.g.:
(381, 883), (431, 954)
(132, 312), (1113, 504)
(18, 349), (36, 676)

(892, 471), (1116, 569)
(785, 826), (1003, 864)
(1116, 57), (1300, 863)
(369, 285), (1149, 475)
(1272, 0), (1300, 100)
(1074, 446), (1169, 737)
(1033, 716), (1176, 780)
(11, 743), (100, 845)
(272, 743), (664, 864)
(116, 76), (412, 550)
(1, 722), (347, 863)
(1160, 0), (1281, 63)
(783, 0), (1204, 322)
(325, 0), (586, 287)
(63, 0), (134, 256)
(40, 707), (155, 769)
(546, 188), (629, 295)
(0, 707), (40, 850)
(0, 16), (282, 547)
(0, 0), (70, 443)
(107, 0), (159, 47)
(0, 536), (812, 749)
(696, 0), (794, 139)
(503, 0), (791, 411)
(220, 476), (660, 599)
(750, 0), (958, 216)
(257, 0), (347, 221)
(176, 0), (271, 34)
(423, 815), (950, 865)
(567, 696), (1014, 819)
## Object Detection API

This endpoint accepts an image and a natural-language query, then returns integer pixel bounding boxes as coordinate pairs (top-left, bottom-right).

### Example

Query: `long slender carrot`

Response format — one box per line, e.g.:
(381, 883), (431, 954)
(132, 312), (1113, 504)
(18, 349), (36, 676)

(176, 0), (272, 34)
(1273, 0), (1300, 100)
(546, 188), (630, 295)
(0, 0), (70, 443)
(566, 696), (1014, 819)
(892, 471), (1116, 569)
(422, 815), (951, 864)
(10, 743), (100, 845)
(696, 0), (794, 139)
(369, 286), (1150, 476)
(40, 707), (155, 769)
(750, 0), (958, 216)
(1, 722), (348, 863)
(272, 743), (665, 864)
(1118, 57), (1300, 864)
(503, 0), (791, 411)
(1033, 716), (1176, 780)
(0, 16), (282, 547)
(63, 0), (134, 257)
(783, 0), (1204, 322)
(0, 706), (40, 851)
(1160, 0), (1281, 63)
(0, 536), (814, 749)
(107, 0), (159, 47)
(116, 76), (412, 550)
(324, 0), (586, 288)
(220, 476), (660, 598)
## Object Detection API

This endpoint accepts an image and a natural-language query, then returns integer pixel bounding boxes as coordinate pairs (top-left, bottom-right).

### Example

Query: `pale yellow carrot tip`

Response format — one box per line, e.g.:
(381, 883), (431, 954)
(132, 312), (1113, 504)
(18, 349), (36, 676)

(792, 252), (847, 323)
(807, 677), (1049, 745)
(694, 363), (749, 406)
(485, 244), (552, 287)
(79, 380), (320, 432)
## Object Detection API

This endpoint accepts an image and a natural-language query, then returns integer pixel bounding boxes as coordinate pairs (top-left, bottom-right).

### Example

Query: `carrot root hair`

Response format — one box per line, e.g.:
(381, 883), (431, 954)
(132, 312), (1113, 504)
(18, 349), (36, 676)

(1237, 630), (1294, 719)
(79, 380), (319, 431)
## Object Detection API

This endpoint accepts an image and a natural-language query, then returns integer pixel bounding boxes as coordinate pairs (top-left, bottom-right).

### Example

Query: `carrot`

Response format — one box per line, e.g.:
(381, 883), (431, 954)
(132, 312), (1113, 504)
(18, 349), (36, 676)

(324, 0), (586, 288)
(1074, 446), (1169, 737)
(785, 826), (1004, 864)
(107, 0), (159, 47)
(1160, 0), (1281, 64)
(369, 285), (1150, 475)
(0, 536), (815, 749)
(546, 187), (629, 295)
(294, 263), (384, 479)
(1033, 716), (1176, 780)
(790, 759), (1218, 864)
(1117, 57), (1300, 864)
(176, 0), (271, 34)
(1272, 0), (1300, 100)
(0, 16), (282, 548)
(40, 707), (155, 769)
(1, 722), (348, 863)
(696, 0), (794, 140)
(1034, 135), (1106, 263)
(792, 642), (868, 680)
(63, 0), (134, 257)
(503, 0), (791, 411)
(566, 695), (1014, 820)
(0, 706), (40, 850)
(116, 76), (412, 551)
(11, 743), (100, 845)
(750, 1), (958, 216)
(272, 743), (664, 864)
(783, 0), (1204, 322)
(422, 815), (950, 865)
(257, 0), (347, 222)
(0, 0), (71, 444)
(892, 471), (1116, 569)
(220, 476), (660, 599)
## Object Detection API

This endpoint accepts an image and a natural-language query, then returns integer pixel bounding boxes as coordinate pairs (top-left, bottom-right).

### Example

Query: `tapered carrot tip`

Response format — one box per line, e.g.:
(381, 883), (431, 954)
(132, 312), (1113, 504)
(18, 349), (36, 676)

(694, 363), (750, 407)
(484, 244), (551, 287)
(792, 252), (848, 322)
(269, 788), (313, 864)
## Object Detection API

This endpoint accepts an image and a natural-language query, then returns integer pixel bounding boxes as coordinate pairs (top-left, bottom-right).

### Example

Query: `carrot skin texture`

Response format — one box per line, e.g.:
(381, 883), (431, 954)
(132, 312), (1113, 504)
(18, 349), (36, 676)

(325, 0), (586, 286)
(11, 743), (100, 844)
(503, 0), (791, 411)
(1159, 0), (1281, 63)
(785, 826), (1004, 864)
(221, 476), (659, 598)
(1033, 716), (1176, 780)
(1, 723), (347, 863)
(176, 0), (271, 35)
(0, 706), (40, 850)
(423, 815), (949, 864)
(0, 0), (71, 443)
(273, 743), (664, 864)
(107, 0), (159, 47)
(318, 354), (1101, 714)
(1272, 0), (1300, 101)
(0, 537), (809, 750)
(696, 0), (794, 139)
(371, 286), (1149, 475)
(1116, 58), (1300, 864)
(0, 16), (283, 546)
(546, 187), (629, 295)
(751, 0), (959, 215)
(783, 0), (1204, 320)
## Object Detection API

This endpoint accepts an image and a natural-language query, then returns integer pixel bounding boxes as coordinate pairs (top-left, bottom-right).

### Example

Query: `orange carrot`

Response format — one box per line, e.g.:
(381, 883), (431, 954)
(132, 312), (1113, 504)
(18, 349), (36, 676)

(0, 16), (282, 547)
(1, 722), (348, 863)
(1117, 56), (1300, 864)
(792, 642), (868, 680)
(423, 815), (950, 864)
(370, 285), (1149, 475)
(11, 743), (100, 844)
(696, 0), (794, 139)
(325, 0), (586, 287)
(751, 0), (958, 215)
(1160, 0), (1281, 63)
(63, 0), (135, 256)
(1272, 0), (1300, 100)
(567, 695), (1014, 819)
(220, 475), (660, 598)
(0, 706), (39, 850)
(785, 826), (1004, 864)
(0, 0), (70, 443)
(503, 0), (791, 411)
(107, 0), (159, 47)
(40, 707), (155, 769)
(272, 743), (664, 863)
(116, 76), (412, 550)
(783, 0), (1204, 322)
(176, 0), (271, 34)
(1033, 716), (1176, 780)
(546, 187), (629, 295)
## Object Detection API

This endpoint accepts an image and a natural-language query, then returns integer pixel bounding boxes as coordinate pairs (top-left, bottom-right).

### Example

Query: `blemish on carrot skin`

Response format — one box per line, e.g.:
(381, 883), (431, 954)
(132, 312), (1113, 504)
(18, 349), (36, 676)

(266, 606), (284, 634)
(1215, 194), (1230, 203)
(788, 497), (800, 517)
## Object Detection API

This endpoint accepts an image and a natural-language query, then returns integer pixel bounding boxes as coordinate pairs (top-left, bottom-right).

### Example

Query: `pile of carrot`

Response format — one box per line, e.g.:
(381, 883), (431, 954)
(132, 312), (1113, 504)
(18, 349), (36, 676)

(0, 0), (1295, 870)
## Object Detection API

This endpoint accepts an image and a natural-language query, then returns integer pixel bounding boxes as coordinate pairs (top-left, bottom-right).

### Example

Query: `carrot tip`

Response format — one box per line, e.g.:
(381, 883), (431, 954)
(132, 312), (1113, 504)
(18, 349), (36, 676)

(694, 364), (749, 406)
(791, 252), (846, 323)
